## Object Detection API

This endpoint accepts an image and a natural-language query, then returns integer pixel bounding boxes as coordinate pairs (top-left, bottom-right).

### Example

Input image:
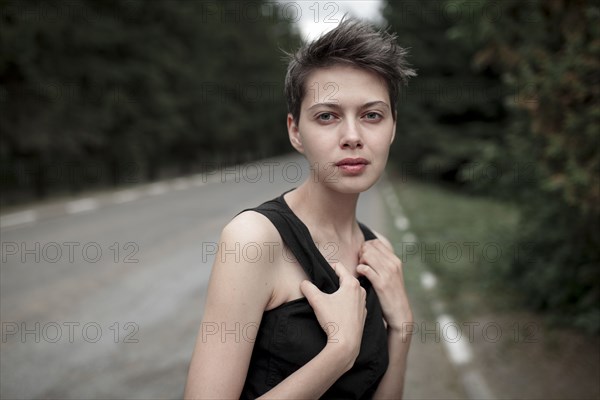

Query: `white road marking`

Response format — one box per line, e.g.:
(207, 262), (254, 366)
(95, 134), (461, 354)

(113, 190), (141, 204)
(204, 174), (221, 184)
(0, 210), (37, 228)
(437, 314), (474, 366)
(190, 175), (207, 187)
(147, 183), (168, 196)
(66, 198), (98, 214)
(421, 271), (438, 290)
(172, 178), (190, 191)
(431, 299), (446, 315)
(462, 370), (495, 399)
(394, 215), (410, 231)
(402, 232), (417, 243)
(381, 177), (495, 399)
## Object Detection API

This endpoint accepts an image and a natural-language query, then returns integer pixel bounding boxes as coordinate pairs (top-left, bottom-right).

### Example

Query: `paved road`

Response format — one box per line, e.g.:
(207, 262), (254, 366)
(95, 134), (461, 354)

(1, 153), (464, 398)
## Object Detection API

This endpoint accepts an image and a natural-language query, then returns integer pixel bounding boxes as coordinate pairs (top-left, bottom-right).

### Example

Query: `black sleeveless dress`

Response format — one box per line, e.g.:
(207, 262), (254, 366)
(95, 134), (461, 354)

(238, 189), (389, 399)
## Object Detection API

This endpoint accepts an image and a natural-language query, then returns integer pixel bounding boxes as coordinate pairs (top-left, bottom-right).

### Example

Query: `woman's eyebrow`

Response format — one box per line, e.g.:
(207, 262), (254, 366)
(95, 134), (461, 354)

(360, 101), (390, 110)
(307, 102), (341, 112)
(307, 100), (390, 112)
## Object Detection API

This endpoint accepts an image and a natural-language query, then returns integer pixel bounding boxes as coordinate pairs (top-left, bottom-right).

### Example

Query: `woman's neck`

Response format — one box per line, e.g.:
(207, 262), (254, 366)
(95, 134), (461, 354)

(284, 179), (362, 244)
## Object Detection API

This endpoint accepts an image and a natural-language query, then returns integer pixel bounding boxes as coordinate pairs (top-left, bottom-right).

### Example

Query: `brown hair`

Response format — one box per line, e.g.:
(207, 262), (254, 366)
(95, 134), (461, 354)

(284, 16), (416, 124)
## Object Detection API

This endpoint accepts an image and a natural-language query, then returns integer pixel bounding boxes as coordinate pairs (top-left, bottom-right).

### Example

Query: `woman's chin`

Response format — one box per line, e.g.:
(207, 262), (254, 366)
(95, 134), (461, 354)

(327, 175), (379, 194)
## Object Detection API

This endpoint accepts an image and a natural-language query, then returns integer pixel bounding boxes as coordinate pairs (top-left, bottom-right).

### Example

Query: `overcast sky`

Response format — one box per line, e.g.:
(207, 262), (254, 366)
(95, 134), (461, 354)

(277, 0), (385, 41)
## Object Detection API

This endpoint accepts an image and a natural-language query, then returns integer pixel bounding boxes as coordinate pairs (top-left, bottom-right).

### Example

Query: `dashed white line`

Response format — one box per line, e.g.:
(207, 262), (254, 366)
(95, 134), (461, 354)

(66, 198), (98, 214)
(431, 299), (446, 315)
(420, 271), (438, 290)
(147, 183), (168, 196)
(2, 159), (278, 228)
(381, 178), (495, 399)
(385, 193), (397, 207)
(113, 190), (141, 204)
(190, 176), (207, 187)
(402, 232), (416, 243)
(437, 314), (474, 366)
(205, 174), (221, 184)
(462, 370), (495, 399)
(0, 210), (37, 228)
(394, 215), (410, 231)
(172, 178), (191, 191)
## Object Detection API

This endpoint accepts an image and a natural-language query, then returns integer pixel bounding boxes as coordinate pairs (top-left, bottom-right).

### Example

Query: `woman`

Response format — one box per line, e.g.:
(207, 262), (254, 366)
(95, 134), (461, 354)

(185, 17), (415, 399)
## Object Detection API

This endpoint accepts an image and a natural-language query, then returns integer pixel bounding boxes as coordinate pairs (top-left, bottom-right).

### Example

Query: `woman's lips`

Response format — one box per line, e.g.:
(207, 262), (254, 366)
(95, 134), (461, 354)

(334, 158), (369, 175)
(338, 164), (367, 174)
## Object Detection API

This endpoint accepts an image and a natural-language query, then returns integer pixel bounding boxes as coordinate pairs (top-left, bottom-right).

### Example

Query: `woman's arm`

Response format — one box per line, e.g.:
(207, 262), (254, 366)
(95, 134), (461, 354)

(257, 338), (354, 399)
(184, 212), (367, 399)
(371, 327), (412, 398)
(357, 232), (413, 399)
(257, 262), (368, 399)
(184, 212), (276, 398)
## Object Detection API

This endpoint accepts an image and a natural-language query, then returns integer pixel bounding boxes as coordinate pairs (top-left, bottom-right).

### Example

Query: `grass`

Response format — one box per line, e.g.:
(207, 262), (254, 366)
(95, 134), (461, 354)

(386, 177), (521, 320)
(383, 177), (600, 399)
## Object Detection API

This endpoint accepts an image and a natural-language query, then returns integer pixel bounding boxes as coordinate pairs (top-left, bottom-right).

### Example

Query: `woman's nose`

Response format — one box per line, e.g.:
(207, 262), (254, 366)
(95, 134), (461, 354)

(340, 120), (363, 149)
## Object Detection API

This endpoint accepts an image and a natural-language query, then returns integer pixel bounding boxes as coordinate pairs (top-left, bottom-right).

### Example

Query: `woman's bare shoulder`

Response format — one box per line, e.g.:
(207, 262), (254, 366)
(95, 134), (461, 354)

(202, 210), (283, 320)
(222, 209), (282, 244)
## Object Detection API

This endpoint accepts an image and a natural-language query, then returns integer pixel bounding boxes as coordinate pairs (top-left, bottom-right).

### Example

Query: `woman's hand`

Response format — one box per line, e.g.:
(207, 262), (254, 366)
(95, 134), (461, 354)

(356, 239), (413, 335)
(300, 262), (367, 367)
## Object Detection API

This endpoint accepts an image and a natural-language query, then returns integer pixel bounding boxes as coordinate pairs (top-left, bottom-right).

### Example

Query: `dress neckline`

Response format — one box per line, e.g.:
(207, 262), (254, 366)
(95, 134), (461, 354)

(277, 188), (371, 285)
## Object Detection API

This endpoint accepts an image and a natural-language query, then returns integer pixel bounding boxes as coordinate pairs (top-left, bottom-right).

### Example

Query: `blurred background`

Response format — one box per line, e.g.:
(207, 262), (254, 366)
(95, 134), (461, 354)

(1, 0), (598, 398)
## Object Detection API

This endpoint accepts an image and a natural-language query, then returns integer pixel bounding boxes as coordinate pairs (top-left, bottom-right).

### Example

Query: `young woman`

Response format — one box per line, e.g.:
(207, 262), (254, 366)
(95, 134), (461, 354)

(185, 18), (415, 399)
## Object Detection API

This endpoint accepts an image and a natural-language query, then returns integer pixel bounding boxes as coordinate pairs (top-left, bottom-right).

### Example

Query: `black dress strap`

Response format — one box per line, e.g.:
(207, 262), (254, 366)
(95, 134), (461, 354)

(236, 189), (379, 295)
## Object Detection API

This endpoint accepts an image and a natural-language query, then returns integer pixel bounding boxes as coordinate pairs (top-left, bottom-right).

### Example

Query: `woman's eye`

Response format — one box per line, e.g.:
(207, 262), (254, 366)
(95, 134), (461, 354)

(365, 112), (382, 120)
(318, 113), (334, 121)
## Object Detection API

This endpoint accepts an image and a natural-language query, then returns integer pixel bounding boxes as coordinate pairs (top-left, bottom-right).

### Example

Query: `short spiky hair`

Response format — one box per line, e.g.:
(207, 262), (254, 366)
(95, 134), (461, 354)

(284, 17), (416, 124)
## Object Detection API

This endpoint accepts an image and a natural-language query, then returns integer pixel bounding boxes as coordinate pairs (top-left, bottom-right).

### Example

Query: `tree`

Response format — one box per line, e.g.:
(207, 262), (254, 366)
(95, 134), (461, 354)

(445, 0), (599, 332)
(0, 0), (300, 203)
(383, 0), (506, 183)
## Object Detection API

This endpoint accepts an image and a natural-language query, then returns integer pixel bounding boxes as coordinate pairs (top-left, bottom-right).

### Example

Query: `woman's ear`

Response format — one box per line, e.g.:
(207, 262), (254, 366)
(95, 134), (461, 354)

(390, 118), (397, 144)
(287, 114), (304, 154)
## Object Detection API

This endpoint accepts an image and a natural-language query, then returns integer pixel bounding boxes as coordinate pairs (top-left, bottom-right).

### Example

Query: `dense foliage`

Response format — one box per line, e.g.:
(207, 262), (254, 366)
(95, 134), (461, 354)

(385, 0), (599, 332)
(0, 0), (300, 202)
(383, 0), (507, 183)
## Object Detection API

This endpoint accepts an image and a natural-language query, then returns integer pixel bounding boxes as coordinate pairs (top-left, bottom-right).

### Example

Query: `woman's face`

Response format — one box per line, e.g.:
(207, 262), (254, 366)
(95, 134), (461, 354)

(287, 64), (396, 194)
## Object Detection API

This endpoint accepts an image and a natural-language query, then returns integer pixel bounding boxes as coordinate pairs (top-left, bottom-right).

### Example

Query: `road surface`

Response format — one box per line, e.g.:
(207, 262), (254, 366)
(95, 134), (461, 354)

(1, 153), (465, 399)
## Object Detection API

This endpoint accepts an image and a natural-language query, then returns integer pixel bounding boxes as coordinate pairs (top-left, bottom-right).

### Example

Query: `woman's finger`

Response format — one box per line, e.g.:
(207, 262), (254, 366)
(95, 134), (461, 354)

(300, 280), (323, 307)
(359, 248), (385, 271)
(331, 261), (350, 283)
(356, 263), (379, 281)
